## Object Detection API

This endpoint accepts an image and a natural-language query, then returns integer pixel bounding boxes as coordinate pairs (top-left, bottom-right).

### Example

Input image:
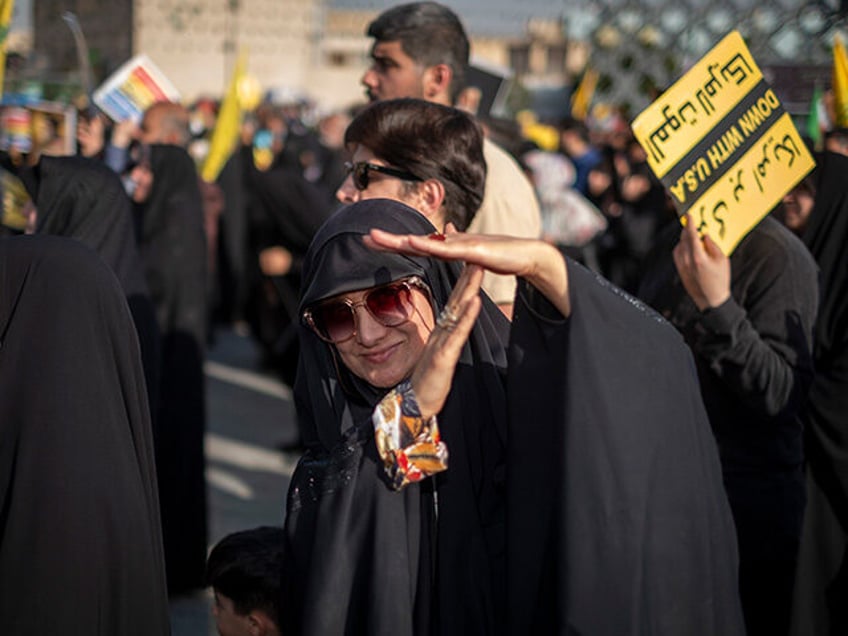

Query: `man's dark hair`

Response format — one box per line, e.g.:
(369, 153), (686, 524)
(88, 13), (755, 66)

(205, 526), (285, 628)
(559, 115), (591, 142)
(367, 2), (470, 103)
(824, 126), (848, 148)
(345, 97), (486, 230)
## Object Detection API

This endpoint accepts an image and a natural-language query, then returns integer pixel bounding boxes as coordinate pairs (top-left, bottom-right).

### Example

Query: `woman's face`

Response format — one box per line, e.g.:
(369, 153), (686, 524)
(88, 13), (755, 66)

(782, 185), (815, 235)
(336, 144), (419, 206)
(331, 283), (435, 388)
(128, 164), (154, 203)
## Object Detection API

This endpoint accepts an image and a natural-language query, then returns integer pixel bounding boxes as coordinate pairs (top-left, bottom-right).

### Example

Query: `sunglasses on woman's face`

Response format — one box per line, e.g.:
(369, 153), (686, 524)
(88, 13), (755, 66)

(344, 161), (421, 191)
(303, 276), (429, 343)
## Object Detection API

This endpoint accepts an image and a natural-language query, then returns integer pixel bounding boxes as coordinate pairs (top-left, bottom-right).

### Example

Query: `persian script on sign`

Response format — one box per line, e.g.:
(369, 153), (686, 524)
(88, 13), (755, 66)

(631, 31), (815, 255)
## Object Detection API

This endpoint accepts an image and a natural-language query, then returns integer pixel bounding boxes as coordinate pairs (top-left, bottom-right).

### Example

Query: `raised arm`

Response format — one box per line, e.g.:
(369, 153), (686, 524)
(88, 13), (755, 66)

(364, 228), (571, 318)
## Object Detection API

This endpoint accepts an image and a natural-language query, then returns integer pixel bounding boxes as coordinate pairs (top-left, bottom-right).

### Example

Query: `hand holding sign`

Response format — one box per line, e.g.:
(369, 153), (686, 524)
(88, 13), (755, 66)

(672, 214), (731, 311)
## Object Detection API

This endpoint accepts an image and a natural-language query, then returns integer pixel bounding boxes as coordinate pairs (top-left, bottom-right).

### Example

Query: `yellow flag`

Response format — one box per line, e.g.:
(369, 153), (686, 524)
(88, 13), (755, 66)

(516, 110), (559, 151)
(570, 68), (598, 120)
(201, 50), (247, 183)
(0, 0), (16, 97)
(832, 34), (848, 127)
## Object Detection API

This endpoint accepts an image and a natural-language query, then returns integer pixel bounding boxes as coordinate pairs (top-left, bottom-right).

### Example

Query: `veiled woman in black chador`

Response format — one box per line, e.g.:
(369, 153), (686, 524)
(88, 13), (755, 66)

(22, 154), (161, 415)
(131, 143), (209, 595)
(0, 235), (168, 635)
(282, 198), (745, 635)
(790, 151), (848, 635)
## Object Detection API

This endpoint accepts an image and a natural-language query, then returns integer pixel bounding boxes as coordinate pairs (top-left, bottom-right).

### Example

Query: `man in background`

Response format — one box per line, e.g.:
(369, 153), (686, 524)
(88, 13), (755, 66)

(360, 1), (541, 317)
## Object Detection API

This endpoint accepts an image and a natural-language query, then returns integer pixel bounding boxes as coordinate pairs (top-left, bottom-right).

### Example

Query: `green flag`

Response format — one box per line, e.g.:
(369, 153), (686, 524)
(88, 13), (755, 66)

(807, 84), (823, 150)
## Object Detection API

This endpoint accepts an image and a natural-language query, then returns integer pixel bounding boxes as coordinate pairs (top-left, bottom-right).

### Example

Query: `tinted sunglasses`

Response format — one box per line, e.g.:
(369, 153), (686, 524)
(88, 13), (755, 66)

(303, 276), (430, 343)
(344, 161), (421, 191)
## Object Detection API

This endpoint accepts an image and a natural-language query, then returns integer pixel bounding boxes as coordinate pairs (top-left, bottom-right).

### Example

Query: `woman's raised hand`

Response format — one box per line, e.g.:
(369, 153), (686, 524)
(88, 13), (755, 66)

(364, 227), (571, 318)
(410, 264), (483, 420)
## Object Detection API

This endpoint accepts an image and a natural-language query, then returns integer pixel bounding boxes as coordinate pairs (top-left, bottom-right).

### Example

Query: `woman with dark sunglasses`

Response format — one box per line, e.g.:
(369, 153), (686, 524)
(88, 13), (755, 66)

(281, 198), (745, 635)
(336, 98), (486, 233)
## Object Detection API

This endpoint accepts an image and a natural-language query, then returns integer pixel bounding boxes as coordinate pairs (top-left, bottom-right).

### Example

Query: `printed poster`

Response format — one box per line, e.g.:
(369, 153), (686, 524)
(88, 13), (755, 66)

(93, 54), (181, 123)
(0, 168), (32, 232)
(0, 101), (77, 156)
(631, 31), (815, 255)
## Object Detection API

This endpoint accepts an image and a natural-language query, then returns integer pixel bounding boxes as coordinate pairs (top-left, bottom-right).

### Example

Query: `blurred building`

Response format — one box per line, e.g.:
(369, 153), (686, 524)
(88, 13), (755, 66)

(25, 1), (581, 113)
(31, 0), (321, 106)
(24, 1), (848, 116)
(8, 0), (34, 55)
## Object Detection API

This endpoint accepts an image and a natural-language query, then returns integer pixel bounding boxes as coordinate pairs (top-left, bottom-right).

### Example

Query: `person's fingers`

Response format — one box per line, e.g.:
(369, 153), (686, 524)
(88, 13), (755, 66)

(364, 228), (402, 248)
(446, 295), (481, 347)
(673, 218), (691, 267)
(364, 229), (436, 256)
(702, 233), (724, 259)
(672, 241), (686, 273)
(412, 277), (482, 418)
(424, 294), (481, 377)
(413, 306), (481, 418)
(366, 228), (473, 261)
(444, 222), (459, 235)
(447, 264), (483, 299)
(682, 214), (713, 264)
(680, 213), (698, 245)
(404, 233), (469, 261)
(432, 265), (482, 337)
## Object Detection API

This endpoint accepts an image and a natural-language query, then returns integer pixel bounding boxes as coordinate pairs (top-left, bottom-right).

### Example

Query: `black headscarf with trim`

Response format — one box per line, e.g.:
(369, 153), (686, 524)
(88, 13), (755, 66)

(285, 198), (511, 635)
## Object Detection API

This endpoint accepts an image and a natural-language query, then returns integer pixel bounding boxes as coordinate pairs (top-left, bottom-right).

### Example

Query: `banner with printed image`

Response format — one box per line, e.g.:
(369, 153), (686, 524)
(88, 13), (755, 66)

(93, 54), (181, 122)
(0, 101), (77, 157)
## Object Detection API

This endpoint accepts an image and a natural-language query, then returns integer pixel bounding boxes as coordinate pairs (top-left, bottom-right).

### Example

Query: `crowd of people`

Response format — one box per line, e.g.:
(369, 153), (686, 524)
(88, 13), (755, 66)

(1, 1), (847, 635)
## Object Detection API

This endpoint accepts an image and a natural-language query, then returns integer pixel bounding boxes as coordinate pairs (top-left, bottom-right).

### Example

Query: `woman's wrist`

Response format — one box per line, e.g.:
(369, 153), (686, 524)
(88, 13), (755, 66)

(372, 380), (449, 491)
(524, 242), (571, 318)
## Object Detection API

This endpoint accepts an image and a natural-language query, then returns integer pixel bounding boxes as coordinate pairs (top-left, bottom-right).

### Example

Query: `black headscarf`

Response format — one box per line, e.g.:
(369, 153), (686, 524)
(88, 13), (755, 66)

(284, 199), (744, 635)
(134, 144), (209, 595)
(134, 143), (207, 342)
(285, 199), (511, 635)
(29, 154), (161, 415)
(33, 155), (148, 298)
(802, 151), (848, 379)
(246, 156), (334, 258)
(790, 151), (848, 633)
(0, 235), (168, 634)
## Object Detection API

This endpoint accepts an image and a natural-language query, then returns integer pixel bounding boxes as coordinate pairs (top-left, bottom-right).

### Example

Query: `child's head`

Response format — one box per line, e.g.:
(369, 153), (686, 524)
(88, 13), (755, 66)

(205, 526), (285, 636)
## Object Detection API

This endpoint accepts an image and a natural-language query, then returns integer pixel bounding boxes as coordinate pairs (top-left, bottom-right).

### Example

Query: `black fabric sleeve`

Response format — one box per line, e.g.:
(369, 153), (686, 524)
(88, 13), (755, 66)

(687, 247), (816, 420)
(506, 259), (745, 636)
(803, 337), (848, 526)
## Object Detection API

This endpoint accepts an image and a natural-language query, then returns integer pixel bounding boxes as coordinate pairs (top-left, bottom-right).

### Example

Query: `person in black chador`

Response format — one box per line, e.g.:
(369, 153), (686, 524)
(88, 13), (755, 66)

(15, 154), (161, 416)
(0, 235), (169, 635)
(281, 198), (745, 635)
(638, 212), (818, 636)
(789, 151), (848, 635)
(128, 143), (209, 596)
(243, 138), (334, 386)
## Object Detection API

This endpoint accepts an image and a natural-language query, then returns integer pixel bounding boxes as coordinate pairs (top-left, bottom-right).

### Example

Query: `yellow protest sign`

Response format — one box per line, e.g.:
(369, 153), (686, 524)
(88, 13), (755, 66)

(631, 31), (815, 254)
